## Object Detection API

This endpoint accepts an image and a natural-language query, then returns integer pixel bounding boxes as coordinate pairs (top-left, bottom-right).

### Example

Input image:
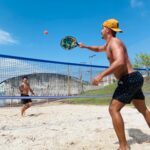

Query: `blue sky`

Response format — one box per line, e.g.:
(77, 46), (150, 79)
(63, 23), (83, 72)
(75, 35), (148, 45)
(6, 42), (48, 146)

(0, 0), (150, 66)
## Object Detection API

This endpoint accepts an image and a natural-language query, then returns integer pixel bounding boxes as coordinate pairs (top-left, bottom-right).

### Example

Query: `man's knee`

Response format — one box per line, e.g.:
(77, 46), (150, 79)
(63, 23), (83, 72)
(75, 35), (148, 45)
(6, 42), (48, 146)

(24, 103), (31, 108)
(28, 102), (32, 107)
(109, 105), (120, 116)
(109, 99), (125, 117)
(24, 104), (29, 109)
(109, 104), (124, 116)
(134, 104), (147, 115)
(137, 108), (147, 116)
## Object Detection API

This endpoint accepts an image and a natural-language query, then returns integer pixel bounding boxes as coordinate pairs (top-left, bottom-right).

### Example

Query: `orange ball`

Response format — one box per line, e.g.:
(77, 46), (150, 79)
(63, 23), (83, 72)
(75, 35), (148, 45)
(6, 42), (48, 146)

(43, 30), (48, 35)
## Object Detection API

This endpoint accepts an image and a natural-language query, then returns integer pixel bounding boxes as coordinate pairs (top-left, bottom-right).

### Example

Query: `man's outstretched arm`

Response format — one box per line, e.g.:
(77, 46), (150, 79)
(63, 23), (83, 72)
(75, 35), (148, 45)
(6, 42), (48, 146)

(78, 43), (106, 52)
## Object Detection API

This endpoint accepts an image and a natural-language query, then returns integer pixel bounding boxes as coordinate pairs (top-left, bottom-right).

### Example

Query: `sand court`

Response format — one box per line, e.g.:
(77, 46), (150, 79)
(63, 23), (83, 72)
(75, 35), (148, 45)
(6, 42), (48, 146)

(0, 104), (150, 150)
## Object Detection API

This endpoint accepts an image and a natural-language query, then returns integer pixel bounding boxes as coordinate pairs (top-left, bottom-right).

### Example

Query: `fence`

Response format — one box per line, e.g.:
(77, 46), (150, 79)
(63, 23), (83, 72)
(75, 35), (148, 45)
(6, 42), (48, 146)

(0, 54), (149, 106)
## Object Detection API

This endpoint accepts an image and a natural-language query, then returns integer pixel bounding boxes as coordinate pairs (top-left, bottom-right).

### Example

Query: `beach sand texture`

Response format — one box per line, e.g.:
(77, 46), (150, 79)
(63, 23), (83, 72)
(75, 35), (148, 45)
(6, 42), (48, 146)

(0, 104), (150, 150)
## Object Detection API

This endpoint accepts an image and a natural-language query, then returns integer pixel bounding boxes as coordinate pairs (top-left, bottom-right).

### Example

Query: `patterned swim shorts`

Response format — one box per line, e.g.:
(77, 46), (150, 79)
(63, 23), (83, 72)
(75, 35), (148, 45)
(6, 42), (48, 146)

(112, 71), (145, 104)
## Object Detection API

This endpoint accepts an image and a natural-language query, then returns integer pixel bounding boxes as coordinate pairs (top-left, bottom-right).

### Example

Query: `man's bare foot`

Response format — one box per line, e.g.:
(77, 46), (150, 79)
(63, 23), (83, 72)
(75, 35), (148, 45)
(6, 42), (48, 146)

(21, 113), (26, 117)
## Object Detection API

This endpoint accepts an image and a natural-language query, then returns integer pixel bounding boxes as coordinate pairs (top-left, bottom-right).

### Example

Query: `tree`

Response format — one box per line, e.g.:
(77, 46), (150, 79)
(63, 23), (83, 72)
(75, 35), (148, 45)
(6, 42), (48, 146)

(133, 53), (150, 77)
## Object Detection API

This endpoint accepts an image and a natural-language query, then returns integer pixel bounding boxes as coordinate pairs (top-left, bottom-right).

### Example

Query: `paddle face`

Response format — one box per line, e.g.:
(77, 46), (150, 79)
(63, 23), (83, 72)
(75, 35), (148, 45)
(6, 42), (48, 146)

(60, 36), (78, 50)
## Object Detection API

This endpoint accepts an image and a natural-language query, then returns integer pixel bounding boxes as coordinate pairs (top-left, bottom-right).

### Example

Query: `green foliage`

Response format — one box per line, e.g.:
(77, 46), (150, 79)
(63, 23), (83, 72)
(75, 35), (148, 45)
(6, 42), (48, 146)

(133, 53), (150, 68)
(64, 97), (111, 105)
(81, 83), (117, 95)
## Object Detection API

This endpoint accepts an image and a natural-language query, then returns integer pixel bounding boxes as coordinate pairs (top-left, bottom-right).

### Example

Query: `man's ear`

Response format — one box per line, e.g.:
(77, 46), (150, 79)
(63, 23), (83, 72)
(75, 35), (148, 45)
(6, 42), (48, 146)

(106, 28), (109, 33)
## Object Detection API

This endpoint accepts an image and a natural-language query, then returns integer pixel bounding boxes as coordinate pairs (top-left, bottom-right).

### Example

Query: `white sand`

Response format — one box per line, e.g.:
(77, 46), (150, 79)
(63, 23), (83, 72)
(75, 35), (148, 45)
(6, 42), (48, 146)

(0, 103), (150, 150)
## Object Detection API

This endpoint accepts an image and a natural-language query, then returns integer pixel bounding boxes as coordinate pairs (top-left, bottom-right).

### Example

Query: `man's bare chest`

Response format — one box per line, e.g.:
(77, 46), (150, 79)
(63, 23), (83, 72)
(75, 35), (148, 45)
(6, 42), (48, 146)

(106, 47), (113, 63)
(22, 83), (29, 89)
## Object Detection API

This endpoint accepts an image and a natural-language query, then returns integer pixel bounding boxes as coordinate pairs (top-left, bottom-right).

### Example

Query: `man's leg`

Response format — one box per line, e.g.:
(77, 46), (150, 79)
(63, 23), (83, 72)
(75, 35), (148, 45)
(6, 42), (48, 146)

(132, 99), (150, 127)
(21, 104), (28, 116)
(28, 102), (32, 108)
(21, 102), (32, 116)
(109, 99), (129, 150)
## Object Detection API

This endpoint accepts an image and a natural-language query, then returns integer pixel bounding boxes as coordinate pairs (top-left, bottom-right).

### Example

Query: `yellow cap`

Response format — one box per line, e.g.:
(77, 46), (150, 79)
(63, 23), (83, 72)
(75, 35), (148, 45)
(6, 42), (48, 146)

(102, 19), (123, 32)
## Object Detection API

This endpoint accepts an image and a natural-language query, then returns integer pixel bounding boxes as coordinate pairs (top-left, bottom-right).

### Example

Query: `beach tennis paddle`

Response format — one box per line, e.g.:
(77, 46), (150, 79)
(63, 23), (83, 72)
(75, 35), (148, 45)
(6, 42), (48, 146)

(60, 36), (79, 50)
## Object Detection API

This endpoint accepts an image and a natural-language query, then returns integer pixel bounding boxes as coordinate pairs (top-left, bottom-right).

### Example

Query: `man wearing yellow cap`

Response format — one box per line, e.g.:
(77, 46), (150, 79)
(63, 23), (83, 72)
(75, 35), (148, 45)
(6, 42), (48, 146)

(79, 19), (150, 150)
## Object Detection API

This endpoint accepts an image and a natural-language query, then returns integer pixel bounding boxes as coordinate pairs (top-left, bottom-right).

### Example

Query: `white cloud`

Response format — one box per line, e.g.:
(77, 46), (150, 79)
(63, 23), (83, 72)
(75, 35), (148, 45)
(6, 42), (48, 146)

(130, 0), (144, 8)
(0, 29), (18, 45)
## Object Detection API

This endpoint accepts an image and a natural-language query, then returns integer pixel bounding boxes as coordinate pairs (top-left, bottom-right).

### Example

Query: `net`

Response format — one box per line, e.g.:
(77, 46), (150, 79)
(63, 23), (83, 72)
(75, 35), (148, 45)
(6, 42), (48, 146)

(0, 54), (149, 106)
(0, 54), (108, 96)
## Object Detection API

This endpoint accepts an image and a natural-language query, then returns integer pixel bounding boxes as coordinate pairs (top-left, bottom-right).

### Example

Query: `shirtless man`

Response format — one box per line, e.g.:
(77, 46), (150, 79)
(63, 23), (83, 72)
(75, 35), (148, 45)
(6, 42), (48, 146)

(79, 18), (150, 150)
(19, 76), (34, 116)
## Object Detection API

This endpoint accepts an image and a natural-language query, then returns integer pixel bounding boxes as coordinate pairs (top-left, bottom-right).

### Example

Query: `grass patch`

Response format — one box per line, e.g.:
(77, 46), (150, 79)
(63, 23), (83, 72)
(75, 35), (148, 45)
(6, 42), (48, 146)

(64, 97), (111, 105)
(64, 83), (117, 105)
(81, 83), (117, 95)
(63, 79), (150, 105)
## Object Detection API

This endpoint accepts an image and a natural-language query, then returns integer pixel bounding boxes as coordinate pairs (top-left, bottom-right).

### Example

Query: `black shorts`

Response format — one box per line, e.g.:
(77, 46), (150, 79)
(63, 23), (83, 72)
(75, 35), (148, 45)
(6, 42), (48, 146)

(21, 94), (32, 104)
(112, 71), (145, 104)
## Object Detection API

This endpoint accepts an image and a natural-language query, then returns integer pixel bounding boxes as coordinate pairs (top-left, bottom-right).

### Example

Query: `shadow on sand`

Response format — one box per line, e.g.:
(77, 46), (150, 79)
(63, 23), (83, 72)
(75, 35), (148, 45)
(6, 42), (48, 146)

(127, 128), (150, 145)
(28, 113), (43, 117)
